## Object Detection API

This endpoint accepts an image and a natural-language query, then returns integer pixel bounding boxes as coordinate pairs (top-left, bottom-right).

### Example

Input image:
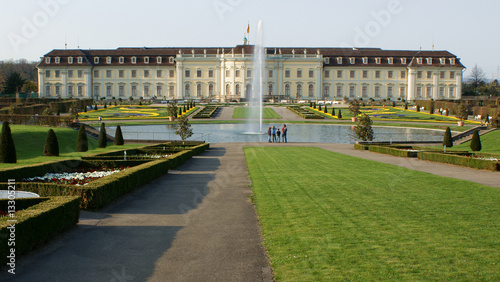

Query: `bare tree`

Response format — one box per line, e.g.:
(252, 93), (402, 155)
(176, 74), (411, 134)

(468, 64), (486, 93)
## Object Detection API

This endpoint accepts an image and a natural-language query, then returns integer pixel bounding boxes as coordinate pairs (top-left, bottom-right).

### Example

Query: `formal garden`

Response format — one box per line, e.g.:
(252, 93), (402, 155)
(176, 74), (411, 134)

(245, 147), (500, 280)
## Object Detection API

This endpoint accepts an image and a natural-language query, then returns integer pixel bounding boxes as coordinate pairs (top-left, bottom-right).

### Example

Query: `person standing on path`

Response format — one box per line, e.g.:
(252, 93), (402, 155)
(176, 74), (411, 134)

(272, 126), (277, 142)
(282, 124), (287, 143)
(267, 127), (272, 142)
(276, 128), (281, 143)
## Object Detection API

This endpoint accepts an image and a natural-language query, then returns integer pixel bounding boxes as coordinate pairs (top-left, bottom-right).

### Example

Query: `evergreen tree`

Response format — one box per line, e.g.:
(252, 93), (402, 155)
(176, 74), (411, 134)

(429, 104), (434, 114)
(0, 122), (16, 163)
(43, 129), (59, 156)
(404, 103), (408, 110)
(104, 103), (107, 109)
(470, 130), (482, 151)
(485, 114), (490, 123)
(443, 127), (453, 148)
(113, 125), (124, 145)
(392, 101), (396, 107)
(337, 109), (342, 119)
(354, 114), (374, 141)
(94, 104), (98, 110)
(318, 104), (322, 111)
(175, 115), (193, 140)
(416, 105), (420, 112)
(76, 125), (88, 152)
(331, 107), (335, 116)
(98, 123), (107, 148)
(178, 108), (182, 116)
(324, 104), (328, 114)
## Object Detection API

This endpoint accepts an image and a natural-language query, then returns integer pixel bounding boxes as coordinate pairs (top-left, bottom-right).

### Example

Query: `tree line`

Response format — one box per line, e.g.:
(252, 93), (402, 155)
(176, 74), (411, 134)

(0, 59), (38, 94)
(463, 64), (500, 97)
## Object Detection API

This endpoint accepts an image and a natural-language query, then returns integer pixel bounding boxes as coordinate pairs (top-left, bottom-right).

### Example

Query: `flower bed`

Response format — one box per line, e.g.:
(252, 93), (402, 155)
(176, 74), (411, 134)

(287, 106), (324, 119)
(192, 105), (218, 118)
(21, 167), (125, 186)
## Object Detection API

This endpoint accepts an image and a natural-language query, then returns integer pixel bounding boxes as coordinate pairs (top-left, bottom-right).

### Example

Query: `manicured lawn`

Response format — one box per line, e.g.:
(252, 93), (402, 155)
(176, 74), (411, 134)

(0, 125), (143, 169)
(79, 105), (199, 121)
(245, 147), (500, 281)
(451, 129), (500, 154)
(232, 107), (281, 119)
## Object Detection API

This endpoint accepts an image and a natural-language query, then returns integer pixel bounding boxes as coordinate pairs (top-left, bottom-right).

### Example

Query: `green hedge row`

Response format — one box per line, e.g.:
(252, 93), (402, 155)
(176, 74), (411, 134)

(417, 151), (500, 171)
(0, 196), (80, 266)
(192, 106), (218, 118)
(368, 145), (419, 158)
(354, 144), (369, 150)
(287, 106), (324, 119)
(0, 143), (210, 210)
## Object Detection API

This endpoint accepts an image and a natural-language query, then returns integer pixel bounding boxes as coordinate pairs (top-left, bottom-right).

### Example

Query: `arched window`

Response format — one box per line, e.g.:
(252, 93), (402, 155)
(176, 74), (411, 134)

(308, 84), (314, 97)
(297, 84), (302, 97)
(268, 84), (273, 95)
(197, 84), (202, 97)
(246, 84), (252, 98)
(185, 84), (190, 97)
(324, 85), (330, 97)
(235, 84), (240, 95)
(209, 84), (214, 96)
(285, 84), (290, 96)
(225, 84), (230, 95)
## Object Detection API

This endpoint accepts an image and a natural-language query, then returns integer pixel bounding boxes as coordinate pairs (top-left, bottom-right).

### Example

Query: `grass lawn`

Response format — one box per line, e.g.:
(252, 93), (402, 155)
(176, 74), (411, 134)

(450, 129), (500, 154)
(232, 107), (282, 119)
(0, 125), (143, 169)
(245, 147), (500, 281)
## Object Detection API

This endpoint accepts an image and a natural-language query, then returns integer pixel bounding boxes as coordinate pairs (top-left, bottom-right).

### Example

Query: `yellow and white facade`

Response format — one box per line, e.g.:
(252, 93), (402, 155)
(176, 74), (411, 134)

(37, 46), (465, 101)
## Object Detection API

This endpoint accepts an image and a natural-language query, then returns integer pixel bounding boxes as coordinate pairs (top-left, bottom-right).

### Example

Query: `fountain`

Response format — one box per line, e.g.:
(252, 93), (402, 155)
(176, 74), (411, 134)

(244, 20), (264, 134)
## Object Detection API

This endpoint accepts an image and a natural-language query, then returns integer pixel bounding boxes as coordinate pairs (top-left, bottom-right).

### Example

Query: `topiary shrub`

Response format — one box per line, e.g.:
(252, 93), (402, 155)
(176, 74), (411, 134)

(318, 104), (322, 111)
(404, 103), (408, 110)
(98, 123), (107, 148)
(331, 107), (335, 116)
(337, 109), (342, 119)
(113, 125), (124, 146)
(470, 130), (481, 151)
(443, 127), (453, 148)
(76, 125), (88, 152)
(0, 121), (17, 163)
(43, 129), (59, 156)
(324, 104), (328, 114)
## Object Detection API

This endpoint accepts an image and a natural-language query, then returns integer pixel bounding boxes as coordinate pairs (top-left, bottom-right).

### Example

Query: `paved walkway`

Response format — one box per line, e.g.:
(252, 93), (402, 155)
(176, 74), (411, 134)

(2, 142), (498, 281)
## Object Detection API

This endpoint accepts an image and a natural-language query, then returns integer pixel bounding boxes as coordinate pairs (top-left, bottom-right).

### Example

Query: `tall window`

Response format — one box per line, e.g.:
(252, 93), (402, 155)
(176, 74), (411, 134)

(131, 85), (137, 96)
(268, 84), (273, 95)
(336, 85), (343, 97)
(197, 69), (202, 78)
(337, 70), (343, 78)
(208, 69), (214, 78)
(209, 84), (214, 96)
(169, 70), (175, 77)
(324, 85), (330, 97)
(55, 70), (60, 78)
(388, 71), (393, 79)
(235, 84), (240, 95)
(375, 71), (381, 79)
(132, 70), (137, 78)
(226, 70), (230, 77)
(440, 71), (445, 79)
(439, 86), (445, 97)
(416, 86), (422, 98)
(68, 85), (73, 96)
(417, 71), (422, 79)
(157, 85), (162, 96)
(268, 69), (273, 78)
(106, 85), (112, 97)
(308, 84), (314, 97)
(93, 70), (99, 78)
(119, 70), (124, 78)
(427, 71), (432, 79)
(247, 68), (252, 78)
(197, 84), (202, 97)
(169, 85), (175, 97)
(400, 86), (406, 98)
(185, 69), (190, 78)
(449, 86), (455, 98)
(297, 84), (302, 97)
(349, 85), (355, 97)
(450, 72), (455, 79)
(77, 86), (83, 97)
(78, 70), (83, 78)
(185, 84), (191, 96)
(68, 70), (73, 78)
(349, 70), (355, 78)
(225, 84), (230, 95)
(297, 69), (302, 78)
(235, 69), (240, 78)
(325, 70), (330, 78)
(400, 71), (406, 79)
(55, 85), (60, 96)
(157, 70), (162, 78)
(362, 71), (368, 79)
(119, 85), (125, 97)
(45, 85), (51, 96)
(285, 84), (290, 96)
(387, 86), (393, 98)
(362, 86), (368, 97)
(285, 69), (290, 78)
(426, 86), (432, 98)
(94, 85), (100, 96)
(106, 70), (112, 78)
(144, 85), (150, 97)
(144, 70), (150, 78)
(309, 69), (314, 78)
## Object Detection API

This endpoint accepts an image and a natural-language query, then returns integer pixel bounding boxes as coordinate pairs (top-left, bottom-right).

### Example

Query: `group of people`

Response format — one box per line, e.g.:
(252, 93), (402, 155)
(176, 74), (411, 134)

(267, 124), (287, 143)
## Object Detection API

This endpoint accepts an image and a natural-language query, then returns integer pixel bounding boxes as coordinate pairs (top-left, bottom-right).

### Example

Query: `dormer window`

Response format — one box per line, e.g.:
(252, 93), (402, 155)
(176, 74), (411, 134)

(362, 57), (368, 64)
(375, 57), (381, 64)
(387, 57), (393, 64)
(416, 57), (422, 64)
(106, 57), (112, 64)
(337, 57), (342, 64)
(449, 58), (455, 65)
(45, 57), (51, 64)
(169, 57), (174, 64)
(144, 57), (149, 64)
(440, 58), (446, 65)
(77, 57), (83, 64)
(131, 57), (137, 64)
(157, 56), (162, 64)
(401, 58), (407, 64)
(55, 57), (60, 64)
(349, 57), (355, 64)
(94, 57), (99, 64)
(324, 57), (330, 64)
(119, 57), (124, 64)
(426, 58), (432, 65)
(68, 57), (73, 64)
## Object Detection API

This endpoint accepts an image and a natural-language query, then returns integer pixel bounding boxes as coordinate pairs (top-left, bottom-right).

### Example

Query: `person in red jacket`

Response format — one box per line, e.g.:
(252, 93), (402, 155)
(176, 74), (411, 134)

(282, 124), (287, 143)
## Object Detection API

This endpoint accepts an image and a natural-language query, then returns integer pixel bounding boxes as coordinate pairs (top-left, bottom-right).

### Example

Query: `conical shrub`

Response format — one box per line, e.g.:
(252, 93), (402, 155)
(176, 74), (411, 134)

(331, 107), (335, 116)
(76, 125), (88, 152)
(113, 125), (124, 146)
(443, 127), (453, 148)
(98, 123), (107, 148)
(0, 122), (16, 163)
(470, 129), (481, 151)
(43, 129), (59, 156)
(324, 105), (328, 114)
(337, 109), (342, 119)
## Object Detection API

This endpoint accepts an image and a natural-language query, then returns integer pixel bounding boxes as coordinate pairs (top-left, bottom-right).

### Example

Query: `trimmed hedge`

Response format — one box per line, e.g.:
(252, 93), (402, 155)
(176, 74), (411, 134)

(417, 151), (500, 171)
(0, 143), (210, 210)
(354, 144), (369, 150)
(192, 106), (219, 118)
(0, 196), (80, 266)
(287, 106), (324, 119)
(368, 145), (419, 158)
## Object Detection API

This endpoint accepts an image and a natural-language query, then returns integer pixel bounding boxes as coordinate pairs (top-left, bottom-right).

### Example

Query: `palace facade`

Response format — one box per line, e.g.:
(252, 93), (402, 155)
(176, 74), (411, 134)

(37, 45), (465, 101)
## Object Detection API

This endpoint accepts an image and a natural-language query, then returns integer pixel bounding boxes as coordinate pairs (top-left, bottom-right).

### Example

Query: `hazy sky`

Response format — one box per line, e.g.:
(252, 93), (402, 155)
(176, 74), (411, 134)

(1, 0), (498, 79)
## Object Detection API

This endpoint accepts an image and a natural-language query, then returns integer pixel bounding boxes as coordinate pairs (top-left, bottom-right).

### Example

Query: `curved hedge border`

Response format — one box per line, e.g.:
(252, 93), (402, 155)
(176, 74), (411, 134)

(287, 106), (324, 119)
(0, 196), (80, 266)
(417, 151), (500, 171)
(193, 106), (219, 118)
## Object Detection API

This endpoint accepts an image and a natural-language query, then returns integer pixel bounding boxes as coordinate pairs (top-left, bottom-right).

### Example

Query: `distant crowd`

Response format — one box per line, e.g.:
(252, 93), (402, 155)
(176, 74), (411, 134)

(268, 124), (287, 143)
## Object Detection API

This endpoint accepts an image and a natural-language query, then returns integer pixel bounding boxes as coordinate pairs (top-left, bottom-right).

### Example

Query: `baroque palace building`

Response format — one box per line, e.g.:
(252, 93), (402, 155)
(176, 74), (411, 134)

(37, 45), (465, 102)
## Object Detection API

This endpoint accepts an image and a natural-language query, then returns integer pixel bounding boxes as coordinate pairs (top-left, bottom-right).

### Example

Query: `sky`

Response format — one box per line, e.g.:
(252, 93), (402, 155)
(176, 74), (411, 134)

(1, 0), (498, 80)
